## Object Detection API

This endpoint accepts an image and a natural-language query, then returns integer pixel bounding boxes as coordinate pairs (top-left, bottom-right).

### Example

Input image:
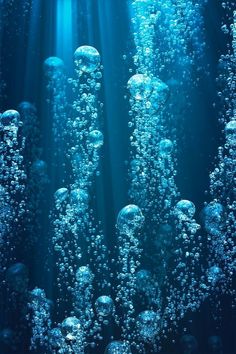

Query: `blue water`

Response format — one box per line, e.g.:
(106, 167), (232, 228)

(0, 1), (235, 353)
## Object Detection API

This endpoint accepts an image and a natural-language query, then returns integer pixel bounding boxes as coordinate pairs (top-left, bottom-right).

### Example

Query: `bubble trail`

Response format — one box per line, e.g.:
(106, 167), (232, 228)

(126, 2), (217, 349)
(128, 1), (180, 227)
(50, 45), (109, 351)
(0, 109), (26, 268)
(44, 56), (67, 176)
(207, 7), (236, 298)
(28, 287), (52, 350)
(116, 205), (144, 340)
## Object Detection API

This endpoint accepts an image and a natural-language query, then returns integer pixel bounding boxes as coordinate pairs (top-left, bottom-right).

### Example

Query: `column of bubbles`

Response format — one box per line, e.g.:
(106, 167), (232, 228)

(52, 46), (101, 276)
(135, 310), (160, 350)
(129, 1), (171, 208)
(18, 102), (49, 247)
(73, 266), (95, 332)
(0, 110), (26, 267)
(149, 0), (208, 151)
(44, 56), (67, 169)
(127, 74), (176, 216)
(163, 200), (207, 327)
(125, 3), (177, 350)
(130, 0), (182, 76)
(27, 288), (52, 350)
(157, 0), (223, 334)
(52, 186), (93, 352)
(129, 0), (156, 210)
(51, 46), (109, 352)
(116, 204), (145, 343)
(72, 46), (110, 347)
(130, 0), (207, 136)
(172, 0), (208, 64)
(128, 3), (181, 339)
(53, 186), (83, 279)
(118, 2), (223, 353)
(205, 6), (236, 298)
(130, 0), (207, 74)
(70, 46), (108, 288)
(125, 1), (236, 350)
(128, 0), (208, 217)
(128, 3), (182, 256)
(52, 45), (106, 278)
(69, 45), (103, 187)
(130, 0), (160, 74)
(164, 0), (208, 143)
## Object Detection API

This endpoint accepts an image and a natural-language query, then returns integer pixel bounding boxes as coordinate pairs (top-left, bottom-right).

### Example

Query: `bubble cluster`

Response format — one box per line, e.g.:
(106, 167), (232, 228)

(76, 266), (94, 286)
(105, 340), (132, 354)
(207, 266), (223, 286)
(28, 288), (51, 349)
(136, 310), (159, 341)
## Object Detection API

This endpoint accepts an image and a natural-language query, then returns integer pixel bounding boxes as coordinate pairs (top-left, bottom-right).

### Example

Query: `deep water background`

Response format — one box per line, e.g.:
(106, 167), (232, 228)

(0, 0), (235, 353)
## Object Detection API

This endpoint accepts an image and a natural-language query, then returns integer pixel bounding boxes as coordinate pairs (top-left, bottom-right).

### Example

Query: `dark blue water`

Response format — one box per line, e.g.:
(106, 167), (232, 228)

(0, 1), (235, 353)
